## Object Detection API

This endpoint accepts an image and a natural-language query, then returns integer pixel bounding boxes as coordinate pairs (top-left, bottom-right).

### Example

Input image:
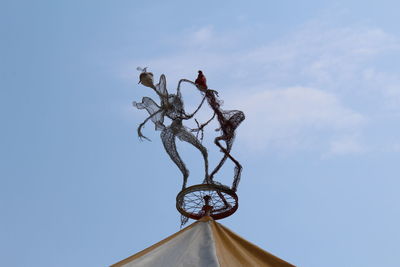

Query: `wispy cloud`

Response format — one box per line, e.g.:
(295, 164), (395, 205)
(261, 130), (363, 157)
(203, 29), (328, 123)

(127, 20), (400, 155)
(231, 86), (366, 153)
(328, 134), (366, 156)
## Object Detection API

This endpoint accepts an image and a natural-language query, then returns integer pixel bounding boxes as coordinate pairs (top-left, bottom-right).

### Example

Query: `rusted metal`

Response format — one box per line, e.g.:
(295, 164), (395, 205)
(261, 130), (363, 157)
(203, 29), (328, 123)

(176, 184), (238, 221)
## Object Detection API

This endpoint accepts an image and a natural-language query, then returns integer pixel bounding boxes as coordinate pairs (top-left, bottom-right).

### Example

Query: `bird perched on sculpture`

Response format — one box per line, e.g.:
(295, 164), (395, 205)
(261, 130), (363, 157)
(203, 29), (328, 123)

(195, 70), (207, 90)
(137, 67), (156, 89)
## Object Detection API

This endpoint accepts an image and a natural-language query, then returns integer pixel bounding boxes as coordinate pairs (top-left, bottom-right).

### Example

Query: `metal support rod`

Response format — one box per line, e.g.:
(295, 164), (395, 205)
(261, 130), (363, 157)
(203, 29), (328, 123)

(202, 195), (213, 216)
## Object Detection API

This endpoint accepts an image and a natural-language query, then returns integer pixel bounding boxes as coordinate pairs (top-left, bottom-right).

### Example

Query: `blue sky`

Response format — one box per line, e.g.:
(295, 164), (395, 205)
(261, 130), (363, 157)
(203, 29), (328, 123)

(1, 0), (400, 266)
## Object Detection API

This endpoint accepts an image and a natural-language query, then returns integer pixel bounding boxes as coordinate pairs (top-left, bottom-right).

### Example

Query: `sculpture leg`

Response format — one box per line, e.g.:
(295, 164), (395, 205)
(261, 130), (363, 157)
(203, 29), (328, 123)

(160, 127), (189, 190)
(209, 138), (231, 182)
(214, 135), (242, 191)
(176, 128), (209, 184)
(213, 112), (244, 190)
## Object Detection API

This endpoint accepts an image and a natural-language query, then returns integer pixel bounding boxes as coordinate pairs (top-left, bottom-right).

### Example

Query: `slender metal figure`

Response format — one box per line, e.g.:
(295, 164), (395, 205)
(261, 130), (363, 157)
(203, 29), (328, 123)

(194, 71), (245, 191)
(134, 69), (208, 190)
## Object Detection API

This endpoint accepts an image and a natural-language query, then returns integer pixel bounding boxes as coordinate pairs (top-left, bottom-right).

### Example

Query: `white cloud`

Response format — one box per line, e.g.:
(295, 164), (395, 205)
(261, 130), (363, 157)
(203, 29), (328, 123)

(328, 134), (366, 156)
(135, 22), (400, 96)
(127, 20), (400, 155)
(187, 26), (214, 45)
(230, 86), (366, 153)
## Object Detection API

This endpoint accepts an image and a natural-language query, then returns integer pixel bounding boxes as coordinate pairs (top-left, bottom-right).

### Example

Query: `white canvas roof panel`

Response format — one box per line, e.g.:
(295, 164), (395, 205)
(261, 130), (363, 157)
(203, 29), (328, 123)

(112, 216), (295, 267)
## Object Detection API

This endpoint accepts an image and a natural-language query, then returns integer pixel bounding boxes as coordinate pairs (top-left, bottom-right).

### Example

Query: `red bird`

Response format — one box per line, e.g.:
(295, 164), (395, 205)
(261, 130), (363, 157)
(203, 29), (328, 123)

(195, 70), (207, 90)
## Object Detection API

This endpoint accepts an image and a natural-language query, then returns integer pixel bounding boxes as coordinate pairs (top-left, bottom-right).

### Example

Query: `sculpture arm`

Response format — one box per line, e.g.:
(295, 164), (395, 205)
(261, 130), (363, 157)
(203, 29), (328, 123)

(191, 112), (216, 132)
(183, 95), (207, 119)
(175, 78), (207, 119)
(137, 109), (163, 141)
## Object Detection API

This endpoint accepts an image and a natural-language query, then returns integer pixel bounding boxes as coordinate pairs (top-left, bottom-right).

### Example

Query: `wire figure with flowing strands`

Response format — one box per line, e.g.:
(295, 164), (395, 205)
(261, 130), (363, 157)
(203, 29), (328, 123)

(133, 68), (245, 226)
(193, 71), (245, 192)
(133, 68), (209, 190)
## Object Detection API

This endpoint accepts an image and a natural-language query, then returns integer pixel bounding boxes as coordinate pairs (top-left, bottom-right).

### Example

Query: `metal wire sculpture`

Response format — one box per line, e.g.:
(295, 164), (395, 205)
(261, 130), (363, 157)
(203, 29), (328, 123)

(192, 85), (245, 191)
(134, 68), (245, 223)
(134, 68), (208, 190)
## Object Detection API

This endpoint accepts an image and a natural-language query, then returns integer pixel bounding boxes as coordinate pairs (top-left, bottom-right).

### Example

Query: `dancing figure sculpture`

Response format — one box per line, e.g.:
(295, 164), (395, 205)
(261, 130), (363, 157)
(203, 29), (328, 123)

(134, 68), (245, 223)
(193, 71), (245, 191)
(134, 68), (208, 190)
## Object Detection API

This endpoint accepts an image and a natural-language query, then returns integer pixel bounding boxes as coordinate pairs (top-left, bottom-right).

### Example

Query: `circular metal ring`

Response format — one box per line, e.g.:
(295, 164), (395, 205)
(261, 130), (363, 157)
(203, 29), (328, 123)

(176, 184), (238, 220)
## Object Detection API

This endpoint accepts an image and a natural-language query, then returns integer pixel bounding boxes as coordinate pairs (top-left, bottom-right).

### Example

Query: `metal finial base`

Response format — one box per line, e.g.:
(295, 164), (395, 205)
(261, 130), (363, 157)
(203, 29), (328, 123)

(176, 184), (238, 220)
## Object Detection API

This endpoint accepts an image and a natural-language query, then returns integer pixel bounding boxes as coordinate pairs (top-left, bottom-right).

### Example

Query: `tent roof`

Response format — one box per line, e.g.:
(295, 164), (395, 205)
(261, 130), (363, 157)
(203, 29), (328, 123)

(111, 216), (295, 267)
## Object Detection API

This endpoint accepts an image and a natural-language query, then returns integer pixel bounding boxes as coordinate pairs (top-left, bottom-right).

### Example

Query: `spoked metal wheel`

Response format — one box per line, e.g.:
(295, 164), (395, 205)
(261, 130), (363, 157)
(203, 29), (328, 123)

(176, 184), (238, 220)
